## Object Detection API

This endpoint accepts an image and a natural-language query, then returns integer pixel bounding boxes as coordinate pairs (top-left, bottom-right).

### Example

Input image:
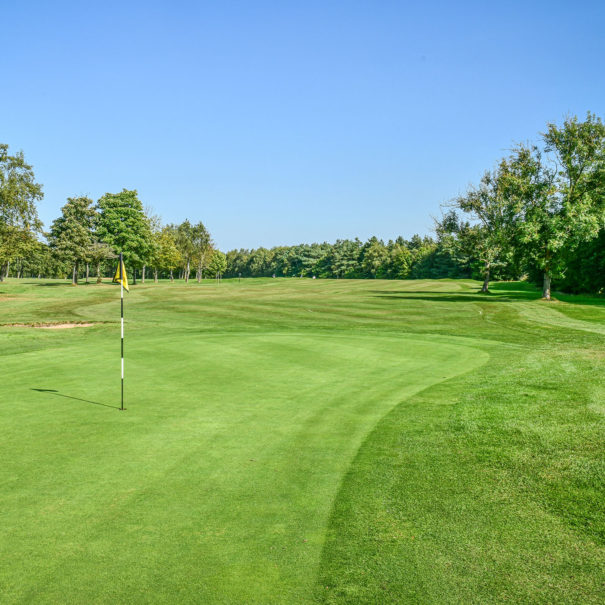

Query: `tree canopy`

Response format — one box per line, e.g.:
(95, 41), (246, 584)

(96, 189), (152, 280)
(48, 196), (96, 285)
(0, 144), (43, 280)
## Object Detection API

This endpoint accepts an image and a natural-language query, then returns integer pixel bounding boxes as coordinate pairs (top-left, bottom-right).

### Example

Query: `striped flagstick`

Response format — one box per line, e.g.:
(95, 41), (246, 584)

(113, 252), (129, 410)
(120, 268), (124, 411)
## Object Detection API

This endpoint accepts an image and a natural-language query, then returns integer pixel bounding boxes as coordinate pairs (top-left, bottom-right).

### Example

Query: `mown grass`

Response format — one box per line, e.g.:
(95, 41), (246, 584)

(0, 277), (603, 603)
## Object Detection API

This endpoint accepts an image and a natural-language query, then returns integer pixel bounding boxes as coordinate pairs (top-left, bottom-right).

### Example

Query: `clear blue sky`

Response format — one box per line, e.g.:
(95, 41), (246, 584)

(2, 0), (603, 250)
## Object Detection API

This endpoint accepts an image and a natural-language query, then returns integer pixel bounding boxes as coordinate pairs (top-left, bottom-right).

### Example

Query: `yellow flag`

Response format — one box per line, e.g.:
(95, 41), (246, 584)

(112, 254), (129, 291)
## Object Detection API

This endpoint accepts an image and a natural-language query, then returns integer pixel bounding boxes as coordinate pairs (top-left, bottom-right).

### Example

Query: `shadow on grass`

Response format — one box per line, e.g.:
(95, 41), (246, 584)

(372, 285), (542, 303)
(373, 282), (542, 302)
(374, 281), (605, 306)
(31, 388), (120, 409)
(375, 293), (531, 303)
(31, 282), (74, 287)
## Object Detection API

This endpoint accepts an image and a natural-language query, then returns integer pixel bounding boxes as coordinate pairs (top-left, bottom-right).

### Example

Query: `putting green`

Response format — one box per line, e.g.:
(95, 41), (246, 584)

(1, 327), (486, 603)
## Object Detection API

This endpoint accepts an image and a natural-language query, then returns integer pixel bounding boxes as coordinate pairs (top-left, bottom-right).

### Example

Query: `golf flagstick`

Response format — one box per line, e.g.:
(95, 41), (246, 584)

(112, 252), (129, 410)
(121, 275), (124, 410)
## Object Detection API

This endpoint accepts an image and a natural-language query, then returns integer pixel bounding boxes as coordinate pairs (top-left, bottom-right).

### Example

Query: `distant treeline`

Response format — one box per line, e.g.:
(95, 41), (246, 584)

(225, 235), (476, 281)
(223, 228), (604, 295)
(0, 180), (223, 285)
(1, 112), (604, 296)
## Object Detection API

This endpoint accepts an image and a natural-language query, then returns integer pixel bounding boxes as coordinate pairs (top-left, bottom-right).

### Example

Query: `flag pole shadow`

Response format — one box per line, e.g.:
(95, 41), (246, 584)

(31, 389), (121, 410)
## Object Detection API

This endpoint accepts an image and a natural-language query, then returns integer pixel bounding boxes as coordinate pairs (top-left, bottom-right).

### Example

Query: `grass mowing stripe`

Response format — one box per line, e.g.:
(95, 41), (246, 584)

(1, 325), (485, 603)
(1, 278), (603, 603)
(317, 347), (604, 604)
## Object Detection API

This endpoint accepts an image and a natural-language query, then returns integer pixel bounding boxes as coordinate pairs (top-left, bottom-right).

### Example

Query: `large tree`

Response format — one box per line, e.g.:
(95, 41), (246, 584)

(48, 196), (96, 285)
(513, 114), (605, 299)
(96, 189), (152, 284)
(0, 144), (43, 281)
(453, 160), (520, 292)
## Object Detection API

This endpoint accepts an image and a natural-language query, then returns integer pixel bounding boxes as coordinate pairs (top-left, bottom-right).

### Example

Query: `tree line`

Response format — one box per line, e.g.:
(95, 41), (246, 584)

(0, 172), (225, 284)
(1, 113), (604, 296)
(226, 113), (605, 298)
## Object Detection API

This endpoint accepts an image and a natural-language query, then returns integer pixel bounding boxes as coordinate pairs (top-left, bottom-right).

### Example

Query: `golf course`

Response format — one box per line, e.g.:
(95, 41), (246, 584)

(1, 278), (603, 603)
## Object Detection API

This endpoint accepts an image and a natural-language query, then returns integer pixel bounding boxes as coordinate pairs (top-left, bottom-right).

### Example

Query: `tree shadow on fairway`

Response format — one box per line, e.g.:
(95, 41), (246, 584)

(372, 282), (543, 303)
(374, 292), (538, 303)
(31, 388), (120, 410)
(373, 282), (605, 307)
(32, 281), (107, 287)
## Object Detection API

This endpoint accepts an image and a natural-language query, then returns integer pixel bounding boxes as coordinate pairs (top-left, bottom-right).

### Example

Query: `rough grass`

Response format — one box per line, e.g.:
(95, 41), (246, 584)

(0, 277), (603, 604)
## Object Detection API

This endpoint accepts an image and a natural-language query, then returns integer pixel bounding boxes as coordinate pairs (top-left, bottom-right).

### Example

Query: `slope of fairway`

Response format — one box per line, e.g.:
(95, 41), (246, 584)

(1, 278), (603, 603)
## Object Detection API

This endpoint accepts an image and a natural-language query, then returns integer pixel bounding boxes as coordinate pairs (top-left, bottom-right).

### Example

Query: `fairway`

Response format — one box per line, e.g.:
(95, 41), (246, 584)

(1, 278), (604, 603)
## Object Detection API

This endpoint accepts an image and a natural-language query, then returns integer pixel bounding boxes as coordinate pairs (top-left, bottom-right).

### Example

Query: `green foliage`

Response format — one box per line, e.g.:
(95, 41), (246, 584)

(0, 144), (43, 277)
(207, 249), (226, 276)
(96, 189), (152, 273)
(48, 196), (96, 283)
(557, 229), (605, 294)
(361, 237), (388, 277)
(452, 161), (521, 290)
(386, 240), (412, 278)
(171, 219), (196, 280)
(191, 221), (212, 280)
(514, 114), (605, 297)
(155, 227), (182, 278)
(88, 241), (115, 282)
(223, 236), (470, 281)
(329, 239), (363, 278)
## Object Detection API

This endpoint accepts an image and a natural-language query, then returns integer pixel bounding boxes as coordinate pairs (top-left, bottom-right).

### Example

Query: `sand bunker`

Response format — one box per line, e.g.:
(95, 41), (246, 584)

(8, 322), (95, 329)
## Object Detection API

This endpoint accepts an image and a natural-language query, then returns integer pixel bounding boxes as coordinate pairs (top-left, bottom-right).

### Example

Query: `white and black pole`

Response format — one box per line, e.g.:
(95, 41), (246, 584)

(120, 253), (125, 411)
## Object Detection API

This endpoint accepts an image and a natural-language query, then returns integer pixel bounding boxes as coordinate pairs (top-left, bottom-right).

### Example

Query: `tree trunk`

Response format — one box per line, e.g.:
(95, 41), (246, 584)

(142, 265), (146, 284)
(185, 259), (190, 283)
(72, 261), (78, 285)
(154, 269), (158, 283)
(85, 263), (89, 284)
(132, 268), (137, 285)
(481, 263), (490, 293)
(97, 262), (102, 283)
(170, 269), (174, 282)
(542, 271), (551, 300)
(0, 263), (6, 282)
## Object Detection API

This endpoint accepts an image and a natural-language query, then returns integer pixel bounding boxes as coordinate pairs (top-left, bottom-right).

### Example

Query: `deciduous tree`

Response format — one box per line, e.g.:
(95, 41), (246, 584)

(191, 221), (211, 281)
(453, 161), (520, 292)
(96, 189), (152, 284)
(208, 249), (227, 279)
(157, 227), (182, 281)
(513, 114), (605, 299)
(48, 196), (96, 285)
(0, 144), (43, 281)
